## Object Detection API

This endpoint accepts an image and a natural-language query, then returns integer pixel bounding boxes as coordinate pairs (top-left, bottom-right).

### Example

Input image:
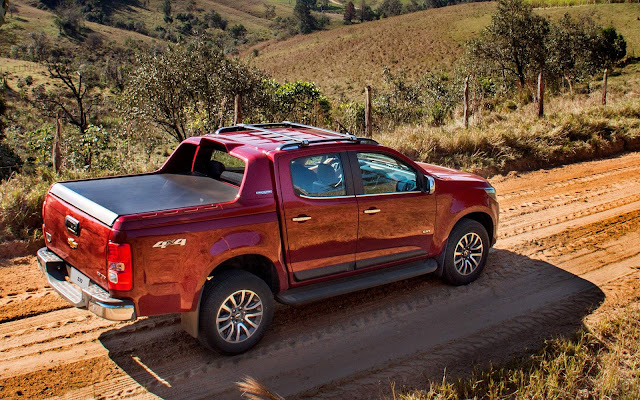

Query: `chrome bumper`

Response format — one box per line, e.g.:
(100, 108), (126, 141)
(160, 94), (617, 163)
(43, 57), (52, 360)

(37, 247), (136, 321)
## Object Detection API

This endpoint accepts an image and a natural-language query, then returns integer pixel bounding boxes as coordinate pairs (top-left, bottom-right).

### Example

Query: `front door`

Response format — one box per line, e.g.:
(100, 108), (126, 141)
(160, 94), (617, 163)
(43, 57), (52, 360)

(350, 151), (437, 269)
(279, 151), (358, 281)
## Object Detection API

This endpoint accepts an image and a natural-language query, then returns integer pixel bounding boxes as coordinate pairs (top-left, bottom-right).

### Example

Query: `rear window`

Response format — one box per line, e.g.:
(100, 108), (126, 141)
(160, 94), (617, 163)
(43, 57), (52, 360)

(192, 143), (246, 187)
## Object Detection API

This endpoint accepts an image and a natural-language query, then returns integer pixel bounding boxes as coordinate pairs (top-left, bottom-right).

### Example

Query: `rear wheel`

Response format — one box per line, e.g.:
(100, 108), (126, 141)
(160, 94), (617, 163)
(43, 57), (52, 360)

(442, 219), (489, 286)
(198, 270), (274, 355)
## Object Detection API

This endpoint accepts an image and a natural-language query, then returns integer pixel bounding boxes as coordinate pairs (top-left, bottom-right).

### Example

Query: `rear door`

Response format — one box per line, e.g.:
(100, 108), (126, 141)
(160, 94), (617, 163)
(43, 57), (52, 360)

(278, 151), (359, 281)
(350, 151), (437, 269)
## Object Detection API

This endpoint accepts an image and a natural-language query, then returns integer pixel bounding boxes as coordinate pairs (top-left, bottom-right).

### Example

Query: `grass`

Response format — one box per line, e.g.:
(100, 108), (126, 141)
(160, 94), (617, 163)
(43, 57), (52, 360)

(396, 298), (640, 399)
(253, 3), (640, 100)
(253, 2), (497, 100)
(378, 62), (640, 176)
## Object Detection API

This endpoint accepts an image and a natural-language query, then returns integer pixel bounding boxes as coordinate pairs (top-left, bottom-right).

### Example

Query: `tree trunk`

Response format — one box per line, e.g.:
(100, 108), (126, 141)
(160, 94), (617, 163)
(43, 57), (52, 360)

(364, 85), (372, 137)
(463, 76), (470, 129)
(564, 74), (573, 95)
(234, 94), (242, 124)
(602, 68), (608, 106)
(537, 72), (544, 119)
(52, 112), (62, 173)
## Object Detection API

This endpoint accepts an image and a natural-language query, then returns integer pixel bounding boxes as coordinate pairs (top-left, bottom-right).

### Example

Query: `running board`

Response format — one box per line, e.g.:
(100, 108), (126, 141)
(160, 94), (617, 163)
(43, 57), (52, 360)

(276, 259), (437, 305)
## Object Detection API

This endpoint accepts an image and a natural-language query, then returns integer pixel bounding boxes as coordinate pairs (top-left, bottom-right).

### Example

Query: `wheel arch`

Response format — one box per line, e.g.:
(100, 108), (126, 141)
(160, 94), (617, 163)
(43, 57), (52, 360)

(435, 211), (494, 277)
(181, 253), (280, 338)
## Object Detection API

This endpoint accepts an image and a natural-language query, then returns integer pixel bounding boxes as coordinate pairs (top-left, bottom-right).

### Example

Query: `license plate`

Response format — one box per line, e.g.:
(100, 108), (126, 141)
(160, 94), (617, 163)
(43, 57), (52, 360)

(69, 267), (90, 289)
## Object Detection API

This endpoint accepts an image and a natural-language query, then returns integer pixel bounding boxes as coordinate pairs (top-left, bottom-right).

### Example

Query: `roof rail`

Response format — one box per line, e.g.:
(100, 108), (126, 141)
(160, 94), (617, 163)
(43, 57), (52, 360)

(214, 121), (378, 150)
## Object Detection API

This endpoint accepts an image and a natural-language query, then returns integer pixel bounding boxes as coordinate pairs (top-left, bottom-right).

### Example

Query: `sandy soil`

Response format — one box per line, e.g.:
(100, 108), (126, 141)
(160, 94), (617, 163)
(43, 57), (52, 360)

(1, 152), (640, 399)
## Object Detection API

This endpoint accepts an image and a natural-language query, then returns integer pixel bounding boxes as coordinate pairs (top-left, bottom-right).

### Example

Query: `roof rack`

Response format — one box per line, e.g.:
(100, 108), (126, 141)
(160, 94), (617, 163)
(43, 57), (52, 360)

(214, 121), (378, 150)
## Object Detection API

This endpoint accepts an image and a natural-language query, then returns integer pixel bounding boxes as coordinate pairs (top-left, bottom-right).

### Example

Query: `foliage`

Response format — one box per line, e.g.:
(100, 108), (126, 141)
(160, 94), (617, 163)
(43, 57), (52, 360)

(163, 0), (172, 24)
(467, 0), (548, 89)
(120, 39), (266, 142)
(263, 80), (332, 125)
(467, 0), (627, 95)
(344, 2), (356, 24)
(358, 0), (376, 22)
(54, 3), (84, 37)
(378, 0), (403, 18)
(294, 0), (317, 34)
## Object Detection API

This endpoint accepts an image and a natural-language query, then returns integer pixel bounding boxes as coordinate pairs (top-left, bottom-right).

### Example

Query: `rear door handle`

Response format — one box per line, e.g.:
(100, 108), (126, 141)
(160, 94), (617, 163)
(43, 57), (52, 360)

(292, 215), (312, 222)
(363, 208), (381, 214)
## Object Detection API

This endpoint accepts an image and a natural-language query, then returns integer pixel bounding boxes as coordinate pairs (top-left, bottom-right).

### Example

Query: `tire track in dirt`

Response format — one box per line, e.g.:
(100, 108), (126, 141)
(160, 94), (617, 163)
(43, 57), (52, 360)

(1, 152), (640, 399)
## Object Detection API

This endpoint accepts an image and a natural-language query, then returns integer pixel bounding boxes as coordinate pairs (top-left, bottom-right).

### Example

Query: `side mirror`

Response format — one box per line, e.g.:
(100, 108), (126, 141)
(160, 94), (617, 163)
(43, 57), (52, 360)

(422, 174), (435, 194)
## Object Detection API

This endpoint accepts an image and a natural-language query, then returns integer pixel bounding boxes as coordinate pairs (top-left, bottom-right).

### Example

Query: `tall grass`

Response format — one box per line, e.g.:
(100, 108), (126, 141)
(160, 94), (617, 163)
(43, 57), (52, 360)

(380, 97), (640, 176)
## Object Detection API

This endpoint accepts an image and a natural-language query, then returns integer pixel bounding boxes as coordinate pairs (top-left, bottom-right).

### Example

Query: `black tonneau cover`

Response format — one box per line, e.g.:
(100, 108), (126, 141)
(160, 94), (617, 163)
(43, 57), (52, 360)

(50, 173), (239, 226)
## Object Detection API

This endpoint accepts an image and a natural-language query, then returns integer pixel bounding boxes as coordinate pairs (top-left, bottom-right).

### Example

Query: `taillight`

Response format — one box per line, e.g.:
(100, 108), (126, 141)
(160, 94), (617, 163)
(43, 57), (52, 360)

(107, 242), (133, 291)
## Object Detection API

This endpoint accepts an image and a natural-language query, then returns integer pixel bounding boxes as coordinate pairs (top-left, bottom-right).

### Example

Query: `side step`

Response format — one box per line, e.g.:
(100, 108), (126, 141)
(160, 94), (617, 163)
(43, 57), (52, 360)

(276, 259), (437, 305)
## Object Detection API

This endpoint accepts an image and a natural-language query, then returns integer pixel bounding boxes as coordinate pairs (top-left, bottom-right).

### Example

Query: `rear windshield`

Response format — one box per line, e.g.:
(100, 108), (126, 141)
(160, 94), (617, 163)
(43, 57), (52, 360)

(192, 142), (246, 187)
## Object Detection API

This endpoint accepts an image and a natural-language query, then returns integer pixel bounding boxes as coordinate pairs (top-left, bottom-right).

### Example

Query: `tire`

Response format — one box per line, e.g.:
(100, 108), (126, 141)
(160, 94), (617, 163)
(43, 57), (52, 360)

(198, 270), (274, 355)
(441, 219), (490, 286)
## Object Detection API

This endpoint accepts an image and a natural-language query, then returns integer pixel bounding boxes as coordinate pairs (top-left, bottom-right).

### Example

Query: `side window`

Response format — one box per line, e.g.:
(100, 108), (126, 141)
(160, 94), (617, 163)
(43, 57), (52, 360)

(356, 152), (418, 195)
(290, 153), (346, 197)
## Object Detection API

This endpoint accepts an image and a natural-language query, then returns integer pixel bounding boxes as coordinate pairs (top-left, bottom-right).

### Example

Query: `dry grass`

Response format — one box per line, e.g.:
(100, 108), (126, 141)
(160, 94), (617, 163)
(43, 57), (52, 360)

(253, 3), (640, 100)
(372, 59), (640, 176)
(397, 298), (640, 400)
(252, 2), (496, 100)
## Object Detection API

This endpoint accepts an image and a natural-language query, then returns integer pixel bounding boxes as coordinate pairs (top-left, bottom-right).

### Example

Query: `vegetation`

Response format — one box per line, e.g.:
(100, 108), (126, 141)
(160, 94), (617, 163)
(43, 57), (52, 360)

(396, 298), (640, 399)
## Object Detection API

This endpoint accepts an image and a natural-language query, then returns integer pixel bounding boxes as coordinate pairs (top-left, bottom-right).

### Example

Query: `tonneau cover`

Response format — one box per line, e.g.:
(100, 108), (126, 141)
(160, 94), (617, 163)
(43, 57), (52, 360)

(50, 173), (239, 226)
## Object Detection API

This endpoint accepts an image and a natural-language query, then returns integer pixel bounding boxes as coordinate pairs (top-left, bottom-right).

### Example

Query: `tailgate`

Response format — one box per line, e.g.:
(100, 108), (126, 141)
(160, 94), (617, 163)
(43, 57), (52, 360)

(43, 194), (111, 290)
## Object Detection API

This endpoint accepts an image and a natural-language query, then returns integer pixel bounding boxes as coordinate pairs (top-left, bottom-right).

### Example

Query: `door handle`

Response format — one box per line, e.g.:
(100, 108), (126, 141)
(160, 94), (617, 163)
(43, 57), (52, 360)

(363, 208), (381, 214)
(292, 215), (312, 222)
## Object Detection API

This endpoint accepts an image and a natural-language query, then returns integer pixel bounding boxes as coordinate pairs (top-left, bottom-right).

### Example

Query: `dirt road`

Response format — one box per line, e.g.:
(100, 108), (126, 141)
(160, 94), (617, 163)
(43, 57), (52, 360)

(2, 152), (640, 399)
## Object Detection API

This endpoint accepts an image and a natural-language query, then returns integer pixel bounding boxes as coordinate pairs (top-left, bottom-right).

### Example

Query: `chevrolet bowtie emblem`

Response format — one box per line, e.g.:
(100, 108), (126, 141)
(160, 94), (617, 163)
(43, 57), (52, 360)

(67, 237), (78, 249)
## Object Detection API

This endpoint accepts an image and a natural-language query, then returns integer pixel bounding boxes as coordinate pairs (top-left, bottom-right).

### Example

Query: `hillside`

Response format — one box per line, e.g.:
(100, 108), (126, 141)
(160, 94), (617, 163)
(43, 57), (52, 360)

(252, 2), (640, 99)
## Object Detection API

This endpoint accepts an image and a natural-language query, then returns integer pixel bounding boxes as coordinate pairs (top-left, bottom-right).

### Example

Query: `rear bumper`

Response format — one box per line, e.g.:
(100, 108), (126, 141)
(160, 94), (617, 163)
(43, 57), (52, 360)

(37, 247), (136, 321)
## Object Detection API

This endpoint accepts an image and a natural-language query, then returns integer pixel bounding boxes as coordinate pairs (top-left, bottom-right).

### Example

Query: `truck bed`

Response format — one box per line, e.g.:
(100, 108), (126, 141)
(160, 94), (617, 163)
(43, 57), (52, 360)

(50, 173), (239, 226)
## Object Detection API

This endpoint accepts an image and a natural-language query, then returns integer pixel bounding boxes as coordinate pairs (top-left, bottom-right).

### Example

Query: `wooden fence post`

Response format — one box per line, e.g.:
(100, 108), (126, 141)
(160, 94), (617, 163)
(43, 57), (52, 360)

(463, 76), (470, 129)
(364, 85), (372, 137)
(52, 112), (62, 173)
(234, 94), (242, 124)
(537, 72), (544, 118)
(601, 68), (608, 106)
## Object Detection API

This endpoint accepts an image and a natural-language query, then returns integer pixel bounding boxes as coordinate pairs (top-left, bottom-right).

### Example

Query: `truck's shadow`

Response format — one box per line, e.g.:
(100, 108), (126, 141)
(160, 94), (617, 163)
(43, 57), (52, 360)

(99, 249), (605, 399)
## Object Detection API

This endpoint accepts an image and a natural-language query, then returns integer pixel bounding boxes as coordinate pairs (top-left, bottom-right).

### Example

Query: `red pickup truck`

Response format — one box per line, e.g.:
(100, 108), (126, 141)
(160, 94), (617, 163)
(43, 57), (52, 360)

(37, 122), (498, 354)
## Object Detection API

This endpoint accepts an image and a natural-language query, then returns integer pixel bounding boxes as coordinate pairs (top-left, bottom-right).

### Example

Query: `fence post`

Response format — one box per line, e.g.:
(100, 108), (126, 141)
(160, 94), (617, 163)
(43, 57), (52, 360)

(52, 112), (62, 173)
(234, 94), (242, 124)
(463, 76), (470, 129)
(601, 68), (608, 106)
(364, 85), (372, 137)
(537, 72), (544, 118)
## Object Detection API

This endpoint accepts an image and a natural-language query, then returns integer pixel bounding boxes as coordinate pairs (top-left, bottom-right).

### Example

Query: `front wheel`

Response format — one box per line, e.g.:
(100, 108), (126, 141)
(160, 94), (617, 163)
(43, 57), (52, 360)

(442, 219), (490, 286)
(198, 270), (274, 355)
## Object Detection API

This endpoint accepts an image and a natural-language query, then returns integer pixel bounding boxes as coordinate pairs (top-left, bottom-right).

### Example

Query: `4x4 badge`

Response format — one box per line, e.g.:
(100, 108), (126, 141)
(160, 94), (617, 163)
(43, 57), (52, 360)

(153, 238), (187, 249)
(67, 238), (78, 249)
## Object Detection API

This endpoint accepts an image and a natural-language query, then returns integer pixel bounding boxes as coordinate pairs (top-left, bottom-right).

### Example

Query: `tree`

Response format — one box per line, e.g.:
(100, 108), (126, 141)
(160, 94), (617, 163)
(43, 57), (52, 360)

(0, 0), (8, 27)
(358, 0), (375, 22)
(162, 0), (172, 23)
(593, 26), (626, 69)
(378, 0), (402, 18)
(467, 0), (548, 88)
(294, 0), (317, 34)
(121, 40), (265, 143)
(344, 1), (356, 24)
(33, 64), (96, 138)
